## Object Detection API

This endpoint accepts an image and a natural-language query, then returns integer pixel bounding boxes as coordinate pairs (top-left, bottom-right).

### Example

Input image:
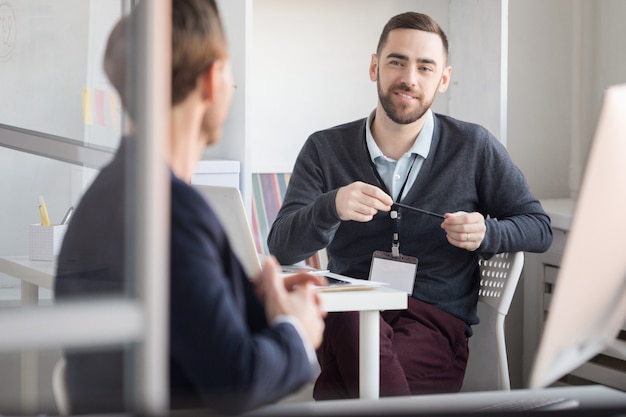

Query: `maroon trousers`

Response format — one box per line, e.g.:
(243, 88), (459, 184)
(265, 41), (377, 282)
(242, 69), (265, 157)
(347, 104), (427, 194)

(313, 297), (469, 400)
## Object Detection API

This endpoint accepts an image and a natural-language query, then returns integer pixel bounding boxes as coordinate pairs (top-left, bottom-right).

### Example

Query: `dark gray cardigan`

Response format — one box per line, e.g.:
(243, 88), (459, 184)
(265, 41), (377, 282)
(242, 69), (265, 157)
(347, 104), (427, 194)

(268, 113), (552, 330)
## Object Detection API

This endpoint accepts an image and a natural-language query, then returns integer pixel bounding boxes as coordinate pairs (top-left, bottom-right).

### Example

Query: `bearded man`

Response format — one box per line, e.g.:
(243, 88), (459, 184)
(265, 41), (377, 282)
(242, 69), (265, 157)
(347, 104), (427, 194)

(268, 11), (552, 400)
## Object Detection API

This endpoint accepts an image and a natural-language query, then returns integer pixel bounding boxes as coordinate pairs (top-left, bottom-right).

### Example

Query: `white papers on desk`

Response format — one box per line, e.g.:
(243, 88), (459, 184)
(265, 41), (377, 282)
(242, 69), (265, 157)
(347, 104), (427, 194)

(313, 272), (389, 292)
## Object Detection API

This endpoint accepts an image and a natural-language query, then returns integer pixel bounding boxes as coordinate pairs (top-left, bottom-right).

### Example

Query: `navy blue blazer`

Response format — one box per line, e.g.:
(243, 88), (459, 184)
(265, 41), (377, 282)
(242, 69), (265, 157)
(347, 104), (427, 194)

(55, 140), (312, 414)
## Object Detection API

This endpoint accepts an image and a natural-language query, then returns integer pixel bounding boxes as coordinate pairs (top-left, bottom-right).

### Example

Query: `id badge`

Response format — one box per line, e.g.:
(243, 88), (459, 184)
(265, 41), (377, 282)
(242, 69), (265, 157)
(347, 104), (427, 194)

(368, 250), (418, 294)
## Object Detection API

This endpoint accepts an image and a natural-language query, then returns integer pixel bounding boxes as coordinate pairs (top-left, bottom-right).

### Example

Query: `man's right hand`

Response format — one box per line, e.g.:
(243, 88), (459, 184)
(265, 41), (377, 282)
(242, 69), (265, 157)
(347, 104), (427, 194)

(335, 181), (393, 222)
(256, 257), (327, 349)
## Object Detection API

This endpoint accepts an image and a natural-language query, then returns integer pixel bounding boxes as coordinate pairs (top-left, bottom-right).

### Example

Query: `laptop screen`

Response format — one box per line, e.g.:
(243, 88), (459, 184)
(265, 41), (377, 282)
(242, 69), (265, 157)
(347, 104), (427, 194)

(193, 184), (262, 279)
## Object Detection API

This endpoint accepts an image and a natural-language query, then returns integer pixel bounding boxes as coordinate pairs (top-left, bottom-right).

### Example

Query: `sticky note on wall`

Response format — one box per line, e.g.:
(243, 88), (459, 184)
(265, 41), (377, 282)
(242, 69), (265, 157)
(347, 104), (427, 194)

(95, 88), (105, 126)
(82, 87), (93, 125)
(109, 91), (119, 130)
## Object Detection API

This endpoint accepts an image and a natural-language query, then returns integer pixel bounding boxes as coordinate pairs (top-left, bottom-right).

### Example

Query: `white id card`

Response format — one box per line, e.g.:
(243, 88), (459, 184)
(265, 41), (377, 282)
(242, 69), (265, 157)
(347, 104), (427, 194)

(368, 250), (418, 294)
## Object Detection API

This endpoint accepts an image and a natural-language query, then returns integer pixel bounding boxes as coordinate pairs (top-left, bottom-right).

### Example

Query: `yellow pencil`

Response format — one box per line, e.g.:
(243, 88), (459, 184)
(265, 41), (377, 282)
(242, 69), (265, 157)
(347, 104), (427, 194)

(39, 195), (51, 226)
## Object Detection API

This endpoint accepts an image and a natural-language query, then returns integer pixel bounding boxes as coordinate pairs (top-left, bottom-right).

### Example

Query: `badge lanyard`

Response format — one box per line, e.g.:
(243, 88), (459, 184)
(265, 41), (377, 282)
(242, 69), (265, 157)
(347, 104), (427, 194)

(363, 139), (420, 294)
(367, 155), (420, 294)
(367, 149), (418, 258)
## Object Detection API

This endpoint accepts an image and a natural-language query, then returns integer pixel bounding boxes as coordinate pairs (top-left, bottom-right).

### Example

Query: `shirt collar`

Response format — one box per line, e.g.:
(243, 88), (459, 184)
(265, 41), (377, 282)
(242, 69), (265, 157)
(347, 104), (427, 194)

(366, 109), (434, 162)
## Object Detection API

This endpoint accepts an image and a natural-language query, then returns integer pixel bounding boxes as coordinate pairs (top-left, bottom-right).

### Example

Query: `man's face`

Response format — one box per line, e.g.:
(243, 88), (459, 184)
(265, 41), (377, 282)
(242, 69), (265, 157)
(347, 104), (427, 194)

(370, 29), (451, 125)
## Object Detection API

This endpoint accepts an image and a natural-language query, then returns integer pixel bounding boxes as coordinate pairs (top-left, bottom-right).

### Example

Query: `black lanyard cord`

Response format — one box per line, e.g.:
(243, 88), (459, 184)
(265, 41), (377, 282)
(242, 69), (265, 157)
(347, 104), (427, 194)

(365, 145), (418, 257)
(389, 155), (417, 257)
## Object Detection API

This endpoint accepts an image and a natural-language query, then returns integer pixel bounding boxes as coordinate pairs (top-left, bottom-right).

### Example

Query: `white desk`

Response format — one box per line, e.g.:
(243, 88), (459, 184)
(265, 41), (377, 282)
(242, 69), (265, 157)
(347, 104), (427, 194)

(0, 256), (57, 414)
(318, 276), (408, 399)
(0, 256), (56, 414)
(0, 256), (408, 402)
(0, 256), (55, 305)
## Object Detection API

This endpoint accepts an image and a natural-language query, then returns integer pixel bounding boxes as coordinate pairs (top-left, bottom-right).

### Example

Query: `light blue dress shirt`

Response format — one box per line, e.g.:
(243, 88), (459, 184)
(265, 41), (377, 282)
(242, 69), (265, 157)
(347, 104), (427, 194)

(365, 109), (434, 201)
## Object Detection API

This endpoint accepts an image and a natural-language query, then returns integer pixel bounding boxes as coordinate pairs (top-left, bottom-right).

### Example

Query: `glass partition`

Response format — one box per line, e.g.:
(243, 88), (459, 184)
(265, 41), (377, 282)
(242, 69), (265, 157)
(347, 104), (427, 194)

(0, 0), (123, 149)
(0, 0), (169, 414)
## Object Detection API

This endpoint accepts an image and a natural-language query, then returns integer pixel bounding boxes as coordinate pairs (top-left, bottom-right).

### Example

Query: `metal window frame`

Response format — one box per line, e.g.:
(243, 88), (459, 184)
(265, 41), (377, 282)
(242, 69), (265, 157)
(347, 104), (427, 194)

(0, 123), (114, 169)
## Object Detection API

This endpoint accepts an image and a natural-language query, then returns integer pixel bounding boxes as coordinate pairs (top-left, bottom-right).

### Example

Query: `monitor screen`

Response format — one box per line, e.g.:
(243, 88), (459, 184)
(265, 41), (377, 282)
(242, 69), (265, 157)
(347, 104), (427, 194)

(530, 84), (626, 389)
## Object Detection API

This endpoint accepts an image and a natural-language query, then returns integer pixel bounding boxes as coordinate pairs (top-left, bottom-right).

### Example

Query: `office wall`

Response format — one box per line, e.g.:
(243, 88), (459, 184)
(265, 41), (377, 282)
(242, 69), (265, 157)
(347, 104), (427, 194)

(249, 0), (451, 173)
(448, 0), (506, 144)
(507, 0), (574, 200)
(508, 0), (626, 199)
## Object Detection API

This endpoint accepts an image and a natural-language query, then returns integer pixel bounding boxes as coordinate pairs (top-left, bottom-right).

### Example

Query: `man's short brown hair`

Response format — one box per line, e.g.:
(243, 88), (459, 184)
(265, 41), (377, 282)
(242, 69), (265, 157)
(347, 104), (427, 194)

(171, 0), (227, 106)
(376, 12), (448, 61)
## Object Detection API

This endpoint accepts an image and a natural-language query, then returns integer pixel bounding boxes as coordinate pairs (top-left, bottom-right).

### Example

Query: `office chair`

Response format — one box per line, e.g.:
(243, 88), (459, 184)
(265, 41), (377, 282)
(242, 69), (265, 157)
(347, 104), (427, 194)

(52, 356), (70, 416)
(463, 251), (525, 391)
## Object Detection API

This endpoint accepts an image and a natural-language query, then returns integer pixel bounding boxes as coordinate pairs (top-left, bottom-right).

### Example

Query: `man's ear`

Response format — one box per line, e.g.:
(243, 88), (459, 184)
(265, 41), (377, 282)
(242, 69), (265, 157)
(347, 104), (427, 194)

(201, 60), (225, 102)
(369, 54), (378, 82)
(438, 65), (452, 93)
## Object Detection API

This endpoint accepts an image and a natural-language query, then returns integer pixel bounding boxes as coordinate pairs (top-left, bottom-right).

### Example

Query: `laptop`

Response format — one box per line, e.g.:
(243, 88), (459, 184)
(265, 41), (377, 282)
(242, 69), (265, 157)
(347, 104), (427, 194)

(193, 184), (263, 278)
(192, 184), (383, 291)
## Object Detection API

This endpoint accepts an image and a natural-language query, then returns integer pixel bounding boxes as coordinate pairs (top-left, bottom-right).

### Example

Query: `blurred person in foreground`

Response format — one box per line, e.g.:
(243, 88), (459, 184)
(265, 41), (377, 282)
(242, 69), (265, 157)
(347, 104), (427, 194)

(55, 0), (326, 414)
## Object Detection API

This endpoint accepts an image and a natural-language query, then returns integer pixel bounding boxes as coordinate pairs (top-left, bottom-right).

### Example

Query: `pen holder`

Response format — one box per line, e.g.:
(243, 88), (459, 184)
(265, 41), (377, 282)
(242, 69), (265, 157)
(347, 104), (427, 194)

(29, 224), (68, 261)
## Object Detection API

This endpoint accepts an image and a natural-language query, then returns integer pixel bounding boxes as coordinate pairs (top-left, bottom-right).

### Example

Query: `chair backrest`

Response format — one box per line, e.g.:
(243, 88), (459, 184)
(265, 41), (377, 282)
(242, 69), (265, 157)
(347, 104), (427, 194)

(478, 252), (525, 315)
(52, 356), (70, 416)
(462, 252), (524, 392)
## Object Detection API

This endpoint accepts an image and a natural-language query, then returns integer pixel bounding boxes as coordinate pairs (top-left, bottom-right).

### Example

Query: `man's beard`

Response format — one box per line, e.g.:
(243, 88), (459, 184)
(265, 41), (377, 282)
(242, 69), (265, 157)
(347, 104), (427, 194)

(377, 79), (435, 125)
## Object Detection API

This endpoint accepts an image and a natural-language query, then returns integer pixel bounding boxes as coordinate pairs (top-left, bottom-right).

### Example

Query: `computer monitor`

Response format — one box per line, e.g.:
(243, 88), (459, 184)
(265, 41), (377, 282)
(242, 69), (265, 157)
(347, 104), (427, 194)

(530, 84), (626, 389)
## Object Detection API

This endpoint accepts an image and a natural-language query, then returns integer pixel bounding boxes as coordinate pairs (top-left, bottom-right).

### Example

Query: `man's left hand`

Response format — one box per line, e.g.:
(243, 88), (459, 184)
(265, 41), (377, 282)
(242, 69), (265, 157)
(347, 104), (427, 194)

(441, 211), (486, 251)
